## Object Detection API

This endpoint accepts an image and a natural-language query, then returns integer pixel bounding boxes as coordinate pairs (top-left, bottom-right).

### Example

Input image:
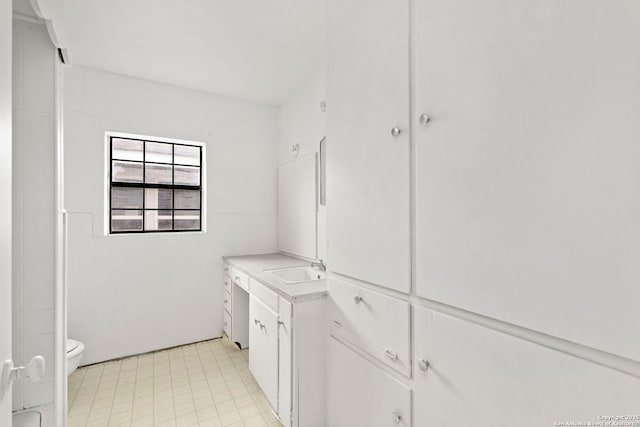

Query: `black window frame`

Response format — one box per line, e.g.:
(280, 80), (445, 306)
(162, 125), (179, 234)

(109, 135), (203, 234)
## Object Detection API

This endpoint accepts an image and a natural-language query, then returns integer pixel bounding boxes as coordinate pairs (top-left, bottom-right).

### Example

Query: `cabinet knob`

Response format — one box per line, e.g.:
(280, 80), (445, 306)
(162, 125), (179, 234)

(419, 113), (431, 126)
(418, 358), (430, 372)
(392, 411), (402, 424)
(391, 126), (401, 137)
(354, 295), (364, 304)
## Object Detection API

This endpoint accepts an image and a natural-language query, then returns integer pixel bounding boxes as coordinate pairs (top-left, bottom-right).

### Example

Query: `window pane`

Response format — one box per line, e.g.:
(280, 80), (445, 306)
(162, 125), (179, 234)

(174, 145), (200, 166)
(174, 189), (200, 209)
(145, 188), (173, 209)
(144, 210), (173, 231)
(112, 161), (143, 183)
(145, 164), (173, 185)
(111, 187), (143, 209)
(174, 166), (200, 186)
(112, 138), (143, 161)
(146, 142), (172, 164)
(111, 210), (143, 232)
(174, 210), (200, 230)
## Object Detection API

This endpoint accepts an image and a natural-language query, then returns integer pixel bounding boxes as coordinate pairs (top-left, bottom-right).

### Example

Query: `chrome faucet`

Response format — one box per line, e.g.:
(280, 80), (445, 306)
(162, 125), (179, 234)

(311, 260), (326, 271)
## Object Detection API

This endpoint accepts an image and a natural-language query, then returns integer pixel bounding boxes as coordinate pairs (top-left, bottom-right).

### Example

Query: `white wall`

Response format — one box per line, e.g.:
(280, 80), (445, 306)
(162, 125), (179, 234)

(0, 1), (12, 425)
(64, 66), (279, 365)
(12, 18), (56, 411)
(278, 70), (326, 260)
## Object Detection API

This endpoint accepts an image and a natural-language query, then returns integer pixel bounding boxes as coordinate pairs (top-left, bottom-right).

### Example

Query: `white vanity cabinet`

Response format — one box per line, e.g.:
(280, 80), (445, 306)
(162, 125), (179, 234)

(248, 277), (326, 427)
(222, 257), (327, 427)
(326, 0), (411, 294)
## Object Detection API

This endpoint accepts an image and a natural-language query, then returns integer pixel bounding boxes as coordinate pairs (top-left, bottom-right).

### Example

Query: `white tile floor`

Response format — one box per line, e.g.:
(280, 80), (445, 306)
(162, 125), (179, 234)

(68, 337), (283, 427)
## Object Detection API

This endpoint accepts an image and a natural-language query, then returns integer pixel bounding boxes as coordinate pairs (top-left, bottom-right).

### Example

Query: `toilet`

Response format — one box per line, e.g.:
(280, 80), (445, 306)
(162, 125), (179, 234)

(66, 339), (85, 375)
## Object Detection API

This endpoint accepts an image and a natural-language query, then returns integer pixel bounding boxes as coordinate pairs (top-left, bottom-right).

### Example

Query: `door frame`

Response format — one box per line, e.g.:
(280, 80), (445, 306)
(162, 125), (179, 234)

(54, 50), (67, 427)
(0, 0), (12, 424)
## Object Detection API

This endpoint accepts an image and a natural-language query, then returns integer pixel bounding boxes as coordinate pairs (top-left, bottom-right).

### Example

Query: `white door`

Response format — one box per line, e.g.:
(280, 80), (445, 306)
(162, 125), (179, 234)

(414, 0), (640, 359)
(326, 0), (411, 293)
(0, 0), (12, 423)
(248, 295), (279, 411)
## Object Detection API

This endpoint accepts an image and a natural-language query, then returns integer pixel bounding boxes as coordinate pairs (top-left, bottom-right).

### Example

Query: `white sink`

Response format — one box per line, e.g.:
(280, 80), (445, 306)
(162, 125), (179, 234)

(265, 266), (326, 284)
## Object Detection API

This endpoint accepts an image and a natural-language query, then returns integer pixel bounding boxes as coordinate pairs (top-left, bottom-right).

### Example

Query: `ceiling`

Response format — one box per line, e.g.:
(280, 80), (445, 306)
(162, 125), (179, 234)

(62, 0), (327, 105)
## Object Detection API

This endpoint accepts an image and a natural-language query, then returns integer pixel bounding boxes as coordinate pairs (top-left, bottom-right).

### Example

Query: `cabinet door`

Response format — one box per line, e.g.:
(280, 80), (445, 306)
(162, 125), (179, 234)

(278, 298), (293, 426)
(414, 306), (640, 426)
(327, 337), (411, 427)
(326, 0), (410, 293)
(249, 295), (279, 411)
(414, 0), (640, 359)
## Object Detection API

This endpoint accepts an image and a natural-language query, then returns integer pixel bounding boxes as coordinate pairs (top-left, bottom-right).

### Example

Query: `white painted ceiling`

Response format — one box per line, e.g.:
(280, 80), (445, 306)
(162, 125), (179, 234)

(63, 0), (326, 105)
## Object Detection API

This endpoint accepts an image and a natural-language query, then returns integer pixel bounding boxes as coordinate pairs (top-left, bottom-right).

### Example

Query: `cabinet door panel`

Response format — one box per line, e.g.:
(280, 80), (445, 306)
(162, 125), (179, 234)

(223, 290), (232, 315)
(414, 307), (640, 426)
(326, 0), (410, 293)
(278, 298), (293, 426)
(415, 0), (640, 359)
(249, 295), (278, 410)
(223, 310), (231, 338)
(327, 337), (411, 427)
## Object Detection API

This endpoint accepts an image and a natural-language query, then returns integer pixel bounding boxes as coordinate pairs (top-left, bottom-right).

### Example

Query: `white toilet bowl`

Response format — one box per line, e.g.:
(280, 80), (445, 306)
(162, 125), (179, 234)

(66, 339), (85, 376)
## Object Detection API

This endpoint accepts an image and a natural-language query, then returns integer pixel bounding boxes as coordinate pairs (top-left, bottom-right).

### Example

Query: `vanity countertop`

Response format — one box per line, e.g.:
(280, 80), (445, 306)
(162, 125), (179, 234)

(223, 253), (327, 301)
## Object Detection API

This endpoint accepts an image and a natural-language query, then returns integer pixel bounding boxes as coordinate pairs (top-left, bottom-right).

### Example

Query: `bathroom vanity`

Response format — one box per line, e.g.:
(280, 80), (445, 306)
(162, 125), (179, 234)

(223, 254), (326, 427)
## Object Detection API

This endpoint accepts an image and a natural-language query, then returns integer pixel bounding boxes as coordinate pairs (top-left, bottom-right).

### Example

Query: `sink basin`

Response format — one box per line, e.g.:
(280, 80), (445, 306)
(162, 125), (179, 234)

(265, 266), (326, 284)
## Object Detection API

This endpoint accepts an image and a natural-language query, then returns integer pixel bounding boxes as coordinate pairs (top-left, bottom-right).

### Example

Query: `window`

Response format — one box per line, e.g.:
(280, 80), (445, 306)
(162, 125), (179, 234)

(109, 136), (203, 233)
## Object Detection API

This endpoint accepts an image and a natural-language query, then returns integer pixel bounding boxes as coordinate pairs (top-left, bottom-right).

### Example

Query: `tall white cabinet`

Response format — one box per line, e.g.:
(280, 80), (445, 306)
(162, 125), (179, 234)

(326, 0), (640, 424)
(326, 0), (411, 293)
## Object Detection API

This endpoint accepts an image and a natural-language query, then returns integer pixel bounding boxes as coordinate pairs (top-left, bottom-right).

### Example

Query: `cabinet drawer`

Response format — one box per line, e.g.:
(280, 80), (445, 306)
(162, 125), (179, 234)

(231, 267), (249, 291)
(327, 337), (411, 427)
(250, 278), (279, 312)
(224, 262), (230, 276)
(224, 290), (232, 315)
(224, 275), (232, 294)
(328, 277), (411, 376)
(223, 310), (231, 338)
